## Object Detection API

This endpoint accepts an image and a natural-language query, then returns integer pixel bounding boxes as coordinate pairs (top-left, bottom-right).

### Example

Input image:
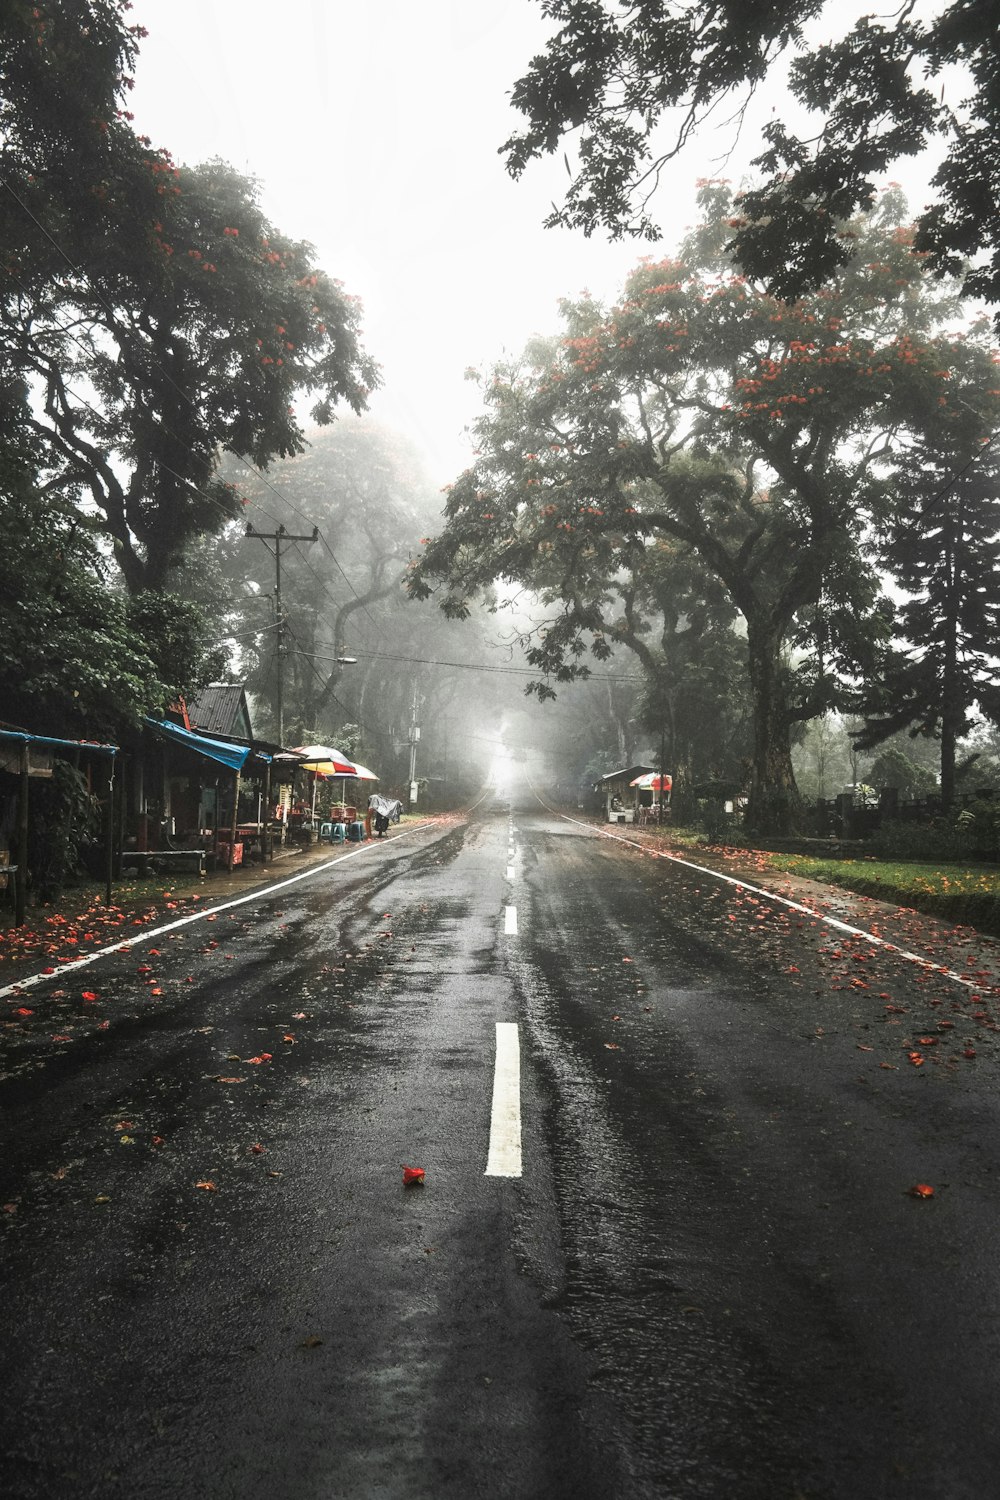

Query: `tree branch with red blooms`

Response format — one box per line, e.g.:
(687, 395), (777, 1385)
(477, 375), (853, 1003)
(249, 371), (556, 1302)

(411, 184), (1000, 835)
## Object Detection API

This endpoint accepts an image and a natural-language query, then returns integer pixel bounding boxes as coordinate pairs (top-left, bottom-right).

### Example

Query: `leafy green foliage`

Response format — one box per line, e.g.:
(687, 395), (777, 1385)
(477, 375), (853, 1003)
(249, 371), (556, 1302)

(26, 759), (101, 901)
(868, 746), (937, 800)
(856, 433), (1000, 803)
(1, 5), (380, 591)
(411, 188), (999, 832)
(0, 385), (223, 737)
(504, 2), (1000, 324)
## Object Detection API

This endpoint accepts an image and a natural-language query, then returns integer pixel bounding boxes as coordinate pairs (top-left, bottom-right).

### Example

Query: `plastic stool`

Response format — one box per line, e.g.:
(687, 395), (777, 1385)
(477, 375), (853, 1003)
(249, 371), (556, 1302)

(347, 820), (364, 842)
(320, 822), (333, 843)
(332, 822), (346, 843)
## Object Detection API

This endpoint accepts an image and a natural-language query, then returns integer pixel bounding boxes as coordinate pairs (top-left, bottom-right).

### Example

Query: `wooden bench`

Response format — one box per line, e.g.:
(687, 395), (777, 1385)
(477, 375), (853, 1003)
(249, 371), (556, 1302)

(122, 849), (207, 876)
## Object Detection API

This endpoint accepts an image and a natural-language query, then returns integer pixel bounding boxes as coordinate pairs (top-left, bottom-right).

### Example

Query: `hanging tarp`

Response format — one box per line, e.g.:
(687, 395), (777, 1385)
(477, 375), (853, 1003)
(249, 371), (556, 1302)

(0, 728), (117, 756)
(144, 718), (251, 772)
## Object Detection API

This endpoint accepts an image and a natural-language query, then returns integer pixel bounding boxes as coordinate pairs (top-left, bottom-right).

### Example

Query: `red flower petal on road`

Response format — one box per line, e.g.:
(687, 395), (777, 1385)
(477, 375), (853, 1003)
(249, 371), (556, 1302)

(908, 1183), (935, 1198)
(245, 1053), (272, 1065)
(195, 1180), (217, 1192)
(907, 1051), (925, 1067)
(402, 1166), (425, 1186)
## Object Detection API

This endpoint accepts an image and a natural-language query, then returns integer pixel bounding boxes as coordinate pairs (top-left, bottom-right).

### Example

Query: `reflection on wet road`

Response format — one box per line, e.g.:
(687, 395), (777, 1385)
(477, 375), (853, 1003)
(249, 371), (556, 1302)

(3, 783), (1000, 1498)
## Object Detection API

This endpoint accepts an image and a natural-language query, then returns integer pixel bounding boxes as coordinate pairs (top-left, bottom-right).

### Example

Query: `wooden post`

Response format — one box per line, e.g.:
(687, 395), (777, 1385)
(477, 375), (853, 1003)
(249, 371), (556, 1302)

(15, 741), (28, 926)
(104, 753), (115, 905)
(658, 729), (666, 827)
(228, 770), (240, 871)
(263, 761), (272, 862)
(115, 752), (126, 878)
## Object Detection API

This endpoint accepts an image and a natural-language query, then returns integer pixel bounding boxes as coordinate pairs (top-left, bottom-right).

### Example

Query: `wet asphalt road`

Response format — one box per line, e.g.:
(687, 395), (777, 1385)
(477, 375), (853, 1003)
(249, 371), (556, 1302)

(3, 786), (1000, 1498)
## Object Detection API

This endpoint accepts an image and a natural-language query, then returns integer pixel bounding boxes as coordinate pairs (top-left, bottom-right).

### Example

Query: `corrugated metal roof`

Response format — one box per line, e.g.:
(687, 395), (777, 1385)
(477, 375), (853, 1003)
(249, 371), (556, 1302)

(593, 764), (654, 786)
(186, 684), (251, 739)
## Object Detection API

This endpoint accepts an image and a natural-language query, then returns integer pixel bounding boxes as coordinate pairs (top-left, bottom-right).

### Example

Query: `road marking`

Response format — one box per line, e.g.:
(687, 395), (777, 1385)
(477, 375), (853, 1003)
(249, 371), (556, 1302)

(504, 904), (518, 935)
(0, 821), (437, 1001)
(540, 801), (995, 997)
(506, 864), (516, 880)
(485, 1022), (522, 1177)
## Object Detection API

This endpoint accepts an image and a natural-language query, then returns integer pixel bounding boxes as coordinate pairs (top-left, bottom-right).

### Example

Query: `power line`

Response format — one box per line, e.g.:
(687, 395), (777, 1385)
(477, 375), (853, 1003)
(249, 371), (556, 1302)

(281, 618), (358, 724)
(284, 646), (646, 682)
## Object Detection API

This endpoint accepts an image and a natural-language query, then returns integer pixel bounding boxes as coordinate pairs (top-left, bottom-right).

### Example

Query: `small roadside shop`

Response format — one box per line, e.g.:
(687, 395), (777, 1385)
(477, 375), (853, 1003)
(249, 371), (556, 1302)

(593, 765), (654, 824)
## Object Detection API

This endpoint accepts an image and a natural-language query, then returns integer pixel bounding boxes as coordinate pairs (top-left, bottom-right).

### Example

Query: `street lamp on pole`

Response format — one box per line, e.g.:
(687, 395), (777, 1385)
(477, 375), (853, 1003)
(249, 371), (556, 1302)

(407, 683), (420, 808)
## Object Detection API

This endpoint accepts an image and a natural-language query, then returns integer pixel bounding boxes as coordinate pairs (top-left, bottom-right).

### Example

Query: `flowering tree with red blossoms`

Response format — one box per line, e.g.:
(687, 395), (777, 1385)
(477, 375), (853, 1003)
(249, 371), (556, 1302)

(1, 2), (379, 594)
(410, 185), (1000, 834)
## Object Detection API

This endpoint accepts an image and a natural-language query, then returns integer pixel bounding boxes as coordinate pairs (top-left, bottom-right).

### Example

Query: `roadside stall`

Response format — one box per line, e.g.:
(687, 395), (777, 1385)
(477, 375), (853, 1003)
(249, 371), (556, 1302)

(593, 765), (654, 824)
(289, 745), (360, 842)
(629, 771), (673, 825)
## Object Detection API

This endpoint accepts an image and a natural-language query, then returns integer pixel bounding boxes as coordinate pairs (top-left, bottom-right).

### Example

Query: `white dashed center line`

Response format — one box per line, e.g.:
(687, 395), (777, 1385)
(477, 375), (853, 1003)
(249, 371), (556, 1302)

(506, 864), (515, 880)
(485, 1022), (522, 1177)
(504, 904), (518, 935)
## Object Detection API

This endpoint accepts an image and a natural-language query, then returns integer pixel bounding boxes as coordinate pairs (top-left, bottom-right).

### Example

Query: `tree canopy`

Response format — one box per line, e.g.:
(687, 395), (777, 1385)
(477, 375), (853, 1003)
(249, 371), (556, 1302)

(2, 1), (379, 594)
(0, 0), (382, 752)
(857, 436), (1000, 805)
(503, 2), (1000, 321)
(410, 187), (1000, 831)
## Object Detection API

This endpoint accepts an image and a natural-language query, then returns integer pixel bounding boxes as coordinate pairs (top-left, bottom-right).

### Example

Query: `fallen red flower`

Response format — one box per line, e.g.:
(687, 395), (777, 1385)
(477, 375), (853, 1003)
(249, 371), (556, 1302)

(908, 1183), (935, 1198)
(402, 1166), (425, 1186)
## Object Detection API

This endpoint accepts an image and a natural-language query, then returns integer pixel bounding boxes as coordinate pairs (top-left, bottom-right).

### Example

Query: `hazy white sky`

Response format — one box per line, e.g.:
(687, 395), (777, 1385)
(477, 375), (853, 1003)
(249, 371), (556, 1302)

(128, 1), (940, 488)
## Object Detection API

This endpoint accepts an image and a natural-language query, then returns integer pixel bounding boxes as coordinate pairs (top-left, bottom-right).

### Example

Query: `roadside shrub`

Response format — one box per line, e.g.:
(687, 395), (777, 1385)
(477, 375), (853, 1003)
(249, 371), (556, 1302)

(874, 799), (1000, 864)
(872, 819), (967, 862)
(26, 761), (101, 901)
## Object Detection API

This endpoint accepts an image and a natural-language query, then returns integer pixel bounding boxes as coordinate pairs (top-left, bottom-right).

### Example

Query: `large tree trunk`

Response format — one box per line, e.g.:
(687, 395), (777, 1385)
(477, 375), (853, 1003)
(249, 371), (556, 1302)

(745, 615), (801, 836)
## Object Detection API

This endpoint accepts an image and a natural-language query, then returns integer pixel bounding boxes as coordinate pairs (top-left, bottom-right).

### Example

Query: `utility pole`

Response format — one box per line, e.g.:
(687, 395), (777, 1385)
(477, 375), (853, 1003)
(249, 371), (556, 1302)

(245, 522), (318, 745)
(658, 726), (666, 827)
(407, 682), (420, 809)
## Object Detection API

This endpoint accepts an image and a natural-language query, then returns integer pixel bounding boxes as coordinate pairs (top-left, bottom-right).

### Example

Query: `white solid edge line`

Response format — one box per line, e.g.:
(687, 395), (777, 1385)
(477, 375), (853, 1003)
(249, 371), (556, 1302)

(539, 797), (990, 996)
(485, 1021), (522, 1177)
(0, 820), (437, 1001)
(504, 904), (518, 935)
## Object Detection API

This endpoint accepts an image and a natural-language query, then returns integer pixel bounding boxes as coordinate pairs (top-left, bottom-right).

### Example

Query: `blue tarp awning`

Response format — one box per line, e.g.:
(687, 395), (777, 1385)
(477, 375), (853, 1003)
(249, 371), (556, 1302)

(145, 718), (252, 772)
(0, 728), (118, 755)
